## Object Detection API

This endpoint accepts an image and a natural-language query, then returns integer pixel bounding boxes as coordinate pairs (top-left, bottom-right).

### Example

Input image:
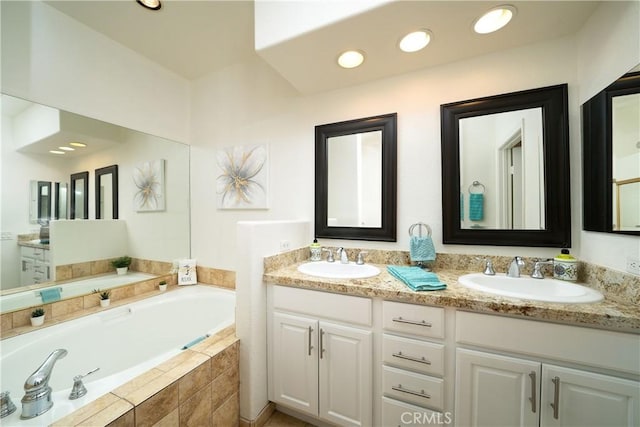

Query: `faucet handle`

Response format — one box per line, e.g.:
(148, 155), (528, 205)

(69, 368), (100, 400)
(0, 391), (17, 418)
(531, 258), (554, 279)
(356, 251), (368, 265)
(483, 259), (495, 275)
(322, 248), (334, 263)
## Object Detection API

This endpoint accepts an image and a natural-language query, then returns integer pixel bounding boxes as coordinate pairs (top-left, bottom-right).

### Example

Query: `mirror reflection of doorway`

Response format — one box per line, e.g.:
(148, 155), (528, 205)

(500, 130), (523, 229)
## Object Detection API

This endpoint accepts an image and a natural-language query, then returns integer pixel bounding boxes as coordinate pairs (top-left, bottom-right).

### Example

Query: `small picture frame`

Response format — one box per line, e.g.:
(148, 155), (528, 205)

(178, 259), (197, 285)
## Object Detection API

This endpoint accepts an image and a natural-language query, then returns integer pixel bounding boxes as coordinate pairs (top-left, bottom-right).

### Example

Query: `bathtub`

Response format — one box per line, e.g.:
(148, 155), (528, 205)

(0, 285), (235, 426)
(0, 272), (155, 313)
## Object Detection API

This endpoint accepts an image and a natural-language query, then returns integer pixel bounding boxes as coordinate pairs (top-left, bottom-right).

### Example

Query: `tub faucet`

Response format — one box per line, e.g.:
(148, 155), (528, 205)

(21, 348), (67, 419)
(507, 256), (525, 278)
(337, 247), (349, 264)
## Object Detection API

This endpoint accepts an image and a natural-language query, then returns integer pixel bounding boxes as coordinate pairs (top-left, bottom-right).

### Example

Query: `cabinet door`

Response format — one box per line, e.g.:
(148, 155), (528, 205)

(541, 364), (640, 427)
(271, 312), (318, 416)
(319, 322), (372, 427)
(456, 348), (540, 427)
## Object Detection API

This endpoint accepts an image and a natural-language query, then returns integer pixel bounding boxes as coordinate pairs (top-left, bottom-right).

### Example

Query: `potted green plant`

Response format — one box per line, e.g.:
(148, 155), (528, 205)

(158, 280), (168, 292)
(111, 256), (132, 275)
(31, 308), (45, 326)
(94, 289), (112, 307)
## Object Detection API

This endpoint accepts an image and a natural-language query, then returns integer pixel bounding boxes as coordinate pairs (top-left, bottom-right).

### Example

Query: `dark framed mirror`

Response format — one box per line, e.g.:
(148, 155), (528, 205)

(70, 171), (89, 220)
(583, 70), (640, 235)
(95, 164), (119, 219)
(315, 113), (397, 241)
(441, 84), (570, 247)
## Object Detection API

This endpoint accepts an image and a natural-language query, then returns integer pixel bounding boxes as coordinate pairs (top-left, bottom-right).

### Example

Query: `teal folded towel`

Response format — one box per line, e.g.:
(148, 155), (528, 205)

(469, 193), (484, 221)
(410, 235), (436, 263)
(40, 287), (61, 303)
(387, 266), (446, 292)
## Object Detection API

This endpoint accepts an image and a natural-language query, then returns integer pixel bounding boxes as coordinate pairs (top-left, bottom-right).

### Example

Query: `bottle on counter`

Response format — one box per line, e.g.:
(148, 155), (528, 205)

(553, 248), (577, 281)
(310, 238), (322, 261)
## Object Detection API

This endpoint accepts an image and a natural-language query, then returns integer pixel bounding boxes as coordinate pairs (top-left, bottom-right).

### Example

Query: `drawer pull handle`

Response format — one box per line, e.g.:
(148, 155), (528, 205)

(550, 376), (560, 419)
(392, 351), (431, 365)
(392, 317), (432, 328)
(529, 371), (537, 413)
(392, 384), (431, 399)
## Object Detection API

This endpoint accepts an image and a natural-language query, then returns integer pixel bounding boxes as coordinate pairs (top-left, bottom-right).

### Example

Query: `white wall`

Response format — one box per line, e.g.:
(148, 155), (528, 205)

(190, 35), (581, 271)
(0, 1), (190, 143)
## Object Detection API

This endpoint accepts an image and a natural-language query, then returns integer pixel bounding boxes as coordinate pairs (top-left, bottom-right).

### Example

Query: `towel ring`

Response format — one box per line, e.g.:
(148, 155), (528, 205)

(468, 181), (485, 194)
(409, 222), (432, 237)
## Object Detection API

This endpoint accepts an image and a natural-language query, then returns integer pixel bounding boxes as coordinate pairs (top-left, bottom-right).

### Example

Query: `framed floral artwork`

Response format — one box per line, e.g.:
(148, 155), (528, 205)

(216, 144), (268, 209)
(133, 159), (165, 212)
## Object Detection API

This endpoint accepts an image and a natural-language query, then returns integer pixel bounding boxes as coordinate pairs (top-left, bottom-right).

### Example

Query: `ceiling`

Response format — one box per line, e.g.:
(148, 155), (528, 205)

(44, 0), (601, 94)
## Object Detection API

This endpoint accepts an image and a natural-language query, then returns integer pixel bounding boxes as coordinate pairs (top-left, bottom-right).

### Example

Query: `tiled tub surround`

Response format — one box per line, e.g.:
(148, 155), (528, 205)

(263, 248), (640, 333)
(1, 286), (239, 427)
(1, 263), (236, 338)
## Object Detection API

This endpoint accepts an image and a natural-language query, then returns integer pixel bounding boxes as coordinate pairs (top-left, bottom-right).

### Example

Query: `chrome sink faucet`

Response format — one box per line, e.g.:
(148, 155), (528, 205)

(21, 349), (67, 419)
(336, 247), (349, 264)
(506, 256), (525, 278)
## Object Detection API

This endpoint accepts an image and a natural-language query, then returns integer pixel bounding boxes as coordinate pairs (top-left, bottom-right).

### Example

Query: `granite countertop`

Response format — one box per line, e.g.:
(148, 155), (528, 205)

(17, 239), (49, 250)
(264, 262), (640, 334)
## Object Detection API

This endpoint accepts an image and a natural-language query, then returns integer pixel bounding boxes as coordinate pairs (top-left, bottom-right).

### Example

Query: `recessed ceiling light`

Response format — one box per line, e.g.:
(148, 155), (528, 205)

(474, 5), (516, 34)
(338, 50), (365, 69)
(136, 0), (161, 10)
(69, 142), (87, 147)
(399, 30), (432, 53)
(49, 150), (65, 155)
(58, 146), (75, 151)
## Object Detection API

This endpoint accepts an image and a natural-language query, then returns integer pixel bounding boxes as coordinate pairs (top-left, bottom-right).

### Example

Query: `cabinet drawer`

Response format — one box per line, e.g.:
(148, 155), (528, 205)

(382, 396), (448, 427)
(383, 301), (444, 339)
(382, 365), (444, 411)
(383, 334), (444, 376)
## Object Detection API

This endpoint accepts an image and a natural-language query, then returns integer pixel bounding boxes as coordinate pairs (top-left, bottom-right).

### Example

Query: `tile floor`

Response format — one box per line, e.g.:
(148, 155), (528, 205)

(264, 411), (317, 427)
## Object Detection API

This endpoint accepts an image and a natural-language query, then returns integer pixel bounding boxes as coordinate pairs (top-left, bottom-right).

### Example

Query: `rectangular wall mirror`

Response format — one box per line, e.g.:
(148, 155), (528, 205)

(583, 69), (640, 235)
(315, 113), (397, 241)
(95, 164), (119, 220)
(29, 180), (52, 224)
(441, 84), (571, 247)
(54, 182), (68, 220)
(70, 171), (89, 219)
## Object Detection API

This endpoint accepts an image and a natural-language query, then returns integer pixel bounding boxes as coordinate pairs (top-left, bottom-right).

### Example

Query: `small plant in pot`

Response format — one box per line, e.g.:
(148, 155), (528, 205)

(31, 308), (45, 326)
(94, 289), (112, 307)
(158, 280), (168, 292)
(111, 256), (132, 275)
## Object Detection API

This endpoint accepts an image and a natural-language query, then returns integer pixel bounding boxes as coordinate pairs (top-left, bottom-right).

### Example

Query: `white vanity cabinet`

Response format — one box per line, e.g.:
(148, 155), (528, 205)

(381, 301), (449, 426)
(455, 311), (640, 427)
(268, 285), (373, 427)
(20, 245), (50, 285)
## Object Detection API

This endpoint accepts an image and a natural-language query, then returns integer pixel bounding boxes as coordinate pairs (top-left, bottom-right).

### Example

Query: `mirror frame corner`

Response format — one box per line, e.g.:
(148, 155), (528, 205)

(315, 113), (398, 242)
(441, 84), (571, 247)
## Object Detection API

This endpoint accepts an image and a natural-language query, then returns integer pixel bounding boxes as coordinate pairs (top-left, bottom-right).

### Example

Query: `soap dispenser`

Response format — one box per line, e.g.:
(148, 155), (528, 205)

(310, 238), (322, 261)
(553, 248), (577, 282)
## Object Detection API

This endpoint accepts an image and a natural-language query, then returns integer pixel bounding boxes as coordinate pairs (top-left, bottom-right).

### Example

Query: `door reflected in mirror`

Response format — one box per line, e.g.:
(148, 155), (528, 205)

(30, 181), (52, 223)
(327, 131), (382, 228)
(459, 107), (545, 230)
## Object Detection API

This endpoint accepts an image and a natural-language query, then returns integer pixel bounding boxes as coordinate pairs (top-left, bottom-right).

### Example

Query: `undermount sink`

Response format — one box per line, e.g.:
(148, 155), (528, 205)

(458, 273), (604, 303)
(297, 261), (380, 279)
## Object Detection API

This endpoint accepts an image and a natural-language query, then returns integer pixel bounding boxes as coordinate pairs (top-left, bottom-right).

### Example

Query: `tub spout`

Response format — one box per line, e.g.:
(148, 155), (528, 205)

(21, 348), (67, 419)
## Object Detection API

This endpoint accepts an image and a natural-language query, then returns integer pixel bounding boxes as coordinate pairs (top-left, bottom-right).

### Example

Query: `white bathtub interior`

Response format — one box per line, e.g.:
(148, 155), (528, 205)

(0, 272), (155, 313)
(0, 285), (235, 426)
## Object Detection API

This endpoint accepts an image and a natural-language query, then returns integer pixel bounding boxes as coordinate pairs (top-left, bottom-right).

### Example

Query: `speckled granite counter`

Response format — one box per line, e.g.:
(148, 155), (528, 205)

(17, 239), (49, 250)
(264, 260), (640, 334)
